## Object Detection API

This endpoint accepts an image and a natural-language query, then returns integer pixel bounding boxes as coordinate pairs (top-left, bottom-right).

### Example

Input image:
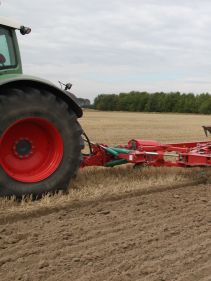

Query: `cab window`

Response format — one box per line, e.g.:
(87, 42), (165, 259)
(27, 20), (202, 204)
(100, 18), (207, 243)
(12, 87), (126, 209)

(0, 27), (16, 68)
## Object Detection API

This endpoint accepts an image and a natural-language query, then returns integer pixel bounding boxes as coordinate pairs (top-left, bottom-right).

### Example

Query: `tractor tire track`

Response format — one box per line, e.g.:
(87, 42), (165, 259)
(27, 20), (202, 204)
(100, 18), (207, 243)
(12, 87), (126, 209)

(0, 177), (207, 225)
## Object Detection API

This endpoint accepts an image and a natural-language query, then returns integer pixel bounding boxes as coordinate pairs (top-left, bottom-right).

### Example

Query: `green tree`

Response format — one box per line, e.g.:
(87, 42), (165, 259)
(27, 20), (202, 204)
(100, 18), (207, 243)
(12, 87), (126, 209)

(199, 97), (211, 114)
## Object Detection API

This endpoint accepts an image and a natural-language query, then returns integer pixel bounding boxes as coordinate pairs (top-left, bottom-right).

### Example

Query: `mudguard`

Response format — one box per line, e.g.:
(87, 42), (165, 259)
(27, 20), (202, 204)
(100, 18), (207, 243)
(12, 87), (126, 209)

(0, 74), (83, 118)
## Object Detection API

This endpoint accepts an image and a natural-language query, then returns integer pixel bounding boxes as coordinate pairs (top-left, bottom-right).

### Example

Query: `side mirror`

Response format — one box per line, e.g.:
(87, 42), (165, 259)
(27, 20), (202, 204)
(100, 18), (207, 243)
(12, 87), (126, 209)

(58, 81), (73, 91)
(65, 83), (72, 90)
(20, 26), (31, 35)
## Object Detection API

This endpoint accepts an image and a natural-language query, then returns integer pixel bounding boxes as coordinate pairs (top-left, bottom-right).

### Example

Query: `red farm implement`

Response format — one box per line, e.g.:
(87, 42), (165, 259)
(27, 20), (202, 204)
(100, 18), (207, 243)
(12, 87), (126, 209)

(81, 126), (211, 169)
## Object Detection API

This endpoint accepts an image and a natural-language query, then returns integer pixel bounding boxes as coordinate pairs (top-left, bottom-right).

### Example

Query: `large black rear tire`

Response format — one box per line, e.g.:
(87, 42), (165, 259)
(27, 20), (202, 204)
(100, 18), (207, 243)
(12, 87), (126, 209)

(0, 87), (83, 197)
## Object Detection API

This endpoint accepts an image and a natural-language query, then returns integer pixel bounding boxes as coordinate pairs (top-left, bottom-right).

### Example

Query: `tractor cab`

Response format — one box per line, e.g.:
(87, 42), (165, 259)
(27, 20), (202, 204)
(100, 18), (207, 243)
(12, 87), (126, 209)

(0, 17), (31, 76)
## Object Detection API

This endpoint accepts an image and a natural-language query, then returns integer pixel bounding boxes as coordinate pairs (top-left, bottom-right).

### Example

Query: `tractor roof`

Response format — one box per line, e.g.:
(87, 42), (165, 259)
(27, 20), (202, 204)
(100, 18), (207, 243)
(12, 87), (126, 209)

(0, 17), (21, 29)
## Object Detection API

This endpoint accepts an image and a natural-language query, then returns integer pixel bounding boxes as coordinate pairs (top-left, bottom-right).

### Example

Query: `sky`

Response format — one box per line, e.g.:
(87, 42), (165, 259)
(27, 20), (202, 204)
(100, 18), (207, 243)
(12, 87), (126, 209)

(1, 0), (211, 100)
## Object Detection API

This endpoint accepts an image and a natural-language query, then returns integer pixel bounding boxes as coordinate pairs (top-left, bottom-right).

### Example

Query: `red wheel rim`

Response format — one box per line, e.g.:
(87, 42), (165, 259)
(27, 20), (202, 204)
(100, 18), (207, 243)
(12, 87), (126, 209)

(0, 117), (64, 183)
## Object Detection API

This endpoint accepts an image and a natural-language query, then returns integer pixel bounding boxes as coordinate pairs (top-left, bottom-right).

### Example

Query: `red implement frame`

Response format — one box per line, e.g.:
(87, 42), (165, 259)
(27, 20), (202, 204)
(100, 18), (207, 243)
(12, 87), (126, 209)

(81, 126), (211, 169)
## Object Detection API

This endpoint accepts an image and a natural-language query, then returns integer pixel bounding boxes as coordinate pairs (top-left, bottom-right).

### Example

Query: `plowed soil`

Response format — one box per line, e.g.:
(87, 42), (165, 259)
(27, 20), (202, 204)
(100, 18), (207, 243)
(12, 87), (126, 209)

(0, 183), (210, 281)
(1, 111), (211, 281)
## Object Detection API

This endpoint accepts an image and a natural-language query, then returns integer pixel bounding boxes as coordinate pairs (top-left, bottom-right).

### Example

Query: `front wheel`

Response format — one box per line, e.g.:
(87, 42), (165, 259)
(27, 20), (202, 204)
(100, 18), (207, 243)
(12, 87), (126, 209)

(0, 87), (83, 197)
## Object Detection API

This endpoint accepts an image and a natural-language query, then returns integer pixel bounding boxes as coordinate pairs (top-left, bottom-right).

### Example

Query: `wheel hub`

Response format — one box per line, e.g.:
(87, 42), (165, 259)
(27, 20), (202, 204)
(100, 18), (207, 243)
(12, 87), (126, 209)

(13, 139), (33, 158)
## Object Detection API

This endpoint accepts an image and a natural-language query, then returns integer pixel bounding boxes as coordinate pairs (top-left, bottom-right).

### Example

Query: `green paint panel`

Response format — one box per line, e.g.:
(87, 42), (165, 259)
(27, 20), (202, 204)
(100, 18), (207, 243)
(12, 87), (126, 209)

(104, 147), (119, 157)
(105, 159), (128, 167)
(111, 147), (133, 154)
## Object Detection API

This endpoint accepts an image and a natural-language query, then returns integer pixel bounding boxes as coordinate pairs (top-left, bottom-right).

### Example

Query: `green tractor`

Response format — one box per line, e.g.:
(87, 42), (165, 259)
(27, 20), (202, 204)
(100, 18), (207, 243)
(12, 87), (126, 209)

(0, 17), (84, 197)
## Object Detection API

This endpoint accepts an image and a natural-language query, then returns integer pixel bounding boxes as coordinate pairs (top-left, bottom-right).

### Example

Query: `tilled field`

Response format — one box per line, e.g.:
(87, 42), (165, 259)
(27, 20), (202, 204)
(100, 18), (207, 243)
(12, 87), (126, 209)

(0, 183), (210, 281)
(1, 111), (211, 281)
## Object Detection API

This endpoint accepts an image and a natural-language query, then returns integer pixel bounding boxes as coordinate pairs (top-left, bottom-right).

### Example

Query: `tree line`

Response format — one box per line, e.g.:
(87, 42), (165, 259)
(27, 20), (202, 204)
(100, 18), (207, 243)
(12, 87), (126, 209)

(93, 91), (211, 114)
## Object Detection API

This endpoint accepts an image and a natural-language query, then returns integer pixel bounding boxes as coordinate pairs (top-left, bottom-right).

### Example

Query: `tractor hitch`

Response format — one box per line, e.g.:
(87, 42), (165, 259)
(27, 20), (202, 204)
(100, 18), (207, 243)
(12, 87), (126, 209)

(202, 125), (211, 137)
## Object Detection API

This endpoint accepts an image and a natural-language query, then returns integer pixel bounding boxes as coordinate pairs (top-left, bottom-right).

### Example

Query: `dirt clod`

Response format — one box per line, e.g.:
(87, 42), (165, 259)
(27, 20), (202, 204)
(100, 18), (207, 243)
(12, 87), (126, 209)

(38, 260), (49, 269)
(98, 210), (110, 215)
